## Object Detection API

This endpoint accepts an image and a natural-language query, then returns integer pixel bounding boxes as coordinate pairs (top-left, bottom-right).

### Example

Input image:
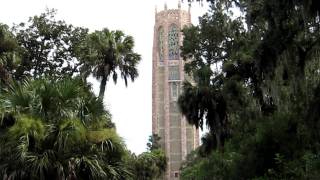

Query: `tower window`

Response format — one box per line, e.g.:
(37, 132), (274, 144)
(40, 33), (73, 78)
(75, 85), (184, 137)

(169, 66), (180, 80)
(158, 27), (164, 62)
(170, 82), (179, 101)
(168, 24), (179, 60)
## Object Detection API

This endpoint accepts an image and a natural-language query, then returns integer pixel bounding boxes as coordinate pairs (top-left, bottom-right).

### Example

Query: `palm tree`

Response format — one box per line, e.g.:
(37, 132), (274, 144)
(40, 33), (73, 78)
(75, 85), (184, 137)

(178, 66), (229, 152)
(80, 28), (141, 99)
(0, 78), (130, 179)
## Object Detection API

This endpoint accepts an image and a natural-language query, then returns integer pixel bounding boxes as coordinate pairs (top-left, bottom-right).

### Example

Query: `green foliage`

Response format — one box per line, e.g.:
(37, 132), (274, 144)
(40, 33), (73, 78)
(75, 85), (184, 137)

(0, 23), (20, 86)
(127, 149), (167, 180)
(13, 9), (88, 79)
(0, 78), (107, 123)
(146, 133), (161, 151)
(87, 128), (119, 143)
(0, 8), (165, 180)
(181, 150), (239, 180)
(0, 10), (160, 179)
(179, 0), (320, 179)
(0, 78), (129, 179)
(124, 134), (167, 180)
(8, 116), (45, 141)
(79, 28), (141, 99)
(58, 119), (87, 146)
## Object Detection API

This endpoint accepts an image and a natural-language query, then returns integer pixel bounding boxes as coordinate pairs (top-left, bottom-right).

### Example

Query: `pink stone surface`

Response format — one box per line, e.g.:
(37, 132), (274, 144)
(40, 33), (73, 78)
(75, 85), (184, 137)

(152, 5), (199, 180)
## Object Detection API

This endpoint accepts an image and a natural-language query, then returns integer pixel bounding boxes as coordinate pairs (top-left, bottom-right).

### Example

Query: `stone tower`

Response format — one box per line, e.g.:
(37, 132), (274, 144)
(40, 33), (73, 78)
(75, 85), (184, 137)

(152, 2), (199, 180)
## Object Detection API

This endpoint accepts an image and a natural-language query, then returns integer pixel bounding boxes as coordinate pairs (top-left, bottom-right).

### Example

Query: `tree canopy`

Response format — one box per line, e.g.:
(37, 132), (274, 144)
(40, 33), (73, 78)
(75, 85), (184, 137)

(79, 28), (141, 99)
(0, 10), (165, 180)
(179, 0), (320, 179)
(13, 9), (88, 79)
(0, 78), (128, 179)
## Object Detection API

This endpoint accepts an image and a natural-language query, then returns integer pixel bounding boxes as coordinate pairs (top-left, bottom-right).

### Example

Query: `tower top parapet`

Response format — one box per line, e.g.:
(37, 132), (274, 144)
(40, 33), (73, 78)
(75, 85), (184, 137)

(154, 2), (192, 26)
(155, 2), (191, 21)
(155, 1), (190, 14)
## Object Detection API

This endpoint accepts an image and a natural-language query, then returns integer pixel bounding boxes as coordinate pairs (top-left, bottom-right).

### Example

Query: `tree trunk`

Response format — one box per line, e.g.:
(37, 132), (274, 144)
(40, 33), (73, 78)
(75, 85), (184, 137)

(99, 76), (107, 99)
(215, 130), (222, 152)
(213, 113), (224, 152)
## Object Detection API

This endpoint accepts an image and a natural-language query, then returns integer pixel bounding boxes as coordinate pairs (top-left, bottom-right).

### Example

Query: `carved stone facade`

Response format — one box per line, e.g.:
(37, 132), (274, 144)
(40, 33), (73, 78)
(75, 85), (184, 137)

(152, 3), (199, 180)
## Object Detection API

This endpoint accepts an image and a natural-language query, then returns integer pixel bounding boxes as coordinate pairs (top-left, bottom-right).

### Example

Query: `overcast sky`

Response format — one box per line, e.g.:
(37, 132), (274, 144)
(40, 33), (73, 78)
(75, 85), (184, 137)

(0, 0), (208, 154)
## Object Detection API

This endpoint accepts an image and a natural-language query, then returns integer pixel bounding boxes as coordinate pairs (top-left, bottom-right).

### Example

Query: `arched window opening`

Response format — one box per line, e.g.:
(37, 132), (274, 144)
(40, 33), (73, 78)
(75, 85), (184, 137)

(168, 24), (179, 60)
(158, 27), (164, 62)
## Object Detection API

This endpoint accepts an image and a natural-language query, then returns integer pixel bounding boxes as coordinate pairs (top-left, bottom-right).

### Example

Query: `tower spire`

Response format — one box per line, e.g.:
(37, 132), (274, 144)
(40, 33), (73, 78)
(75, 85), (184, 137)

(178, 0), (181, 9)
(164, 2), (168, 10)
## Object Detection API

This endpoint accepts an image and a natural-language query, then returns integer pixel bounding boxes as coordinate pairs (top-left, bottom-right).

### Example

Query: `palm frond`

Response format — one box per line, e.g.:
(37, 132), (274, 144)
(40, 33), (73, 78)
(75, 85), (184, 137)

(74, 156), (107, 179)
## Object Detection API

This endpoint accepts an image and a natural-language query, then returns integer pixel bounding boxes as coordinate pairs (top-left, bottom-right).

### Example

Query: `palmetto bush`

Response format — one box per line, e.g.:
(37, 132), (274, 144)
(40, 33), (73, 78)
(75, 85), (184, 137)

(0, 78), (130, 179)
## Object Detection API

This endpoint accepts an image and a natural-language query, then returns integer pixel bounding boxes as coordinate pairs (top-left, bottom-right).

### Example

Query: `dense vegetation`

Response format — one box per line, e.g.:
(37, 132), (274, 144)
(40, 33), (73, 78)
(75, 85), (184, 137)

(179, 0), (320, 179)
(0, 10), (166, 180)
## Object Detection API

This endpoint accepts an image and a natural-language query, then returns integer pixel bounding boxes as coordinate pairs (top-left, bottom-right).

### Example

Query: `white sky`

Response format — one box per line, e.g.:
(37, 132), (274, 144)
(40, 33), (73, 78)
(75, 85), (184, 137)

(0, 0), (208, 154)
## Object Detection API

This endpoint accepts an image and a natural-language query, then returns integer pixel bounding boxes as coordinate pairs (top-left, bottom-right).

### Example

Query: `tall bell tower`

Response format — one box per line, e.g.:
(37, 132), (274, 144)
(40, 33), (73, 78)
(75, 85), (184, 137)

(152, 2), (199, 179)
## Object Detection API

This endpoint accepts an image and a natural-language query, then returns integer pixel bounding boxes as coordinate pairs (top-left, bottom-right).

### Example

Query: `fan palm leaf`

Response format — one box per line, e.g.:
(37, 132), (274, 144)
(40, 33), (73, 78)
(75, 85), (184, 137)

(0, 78), (128, 179)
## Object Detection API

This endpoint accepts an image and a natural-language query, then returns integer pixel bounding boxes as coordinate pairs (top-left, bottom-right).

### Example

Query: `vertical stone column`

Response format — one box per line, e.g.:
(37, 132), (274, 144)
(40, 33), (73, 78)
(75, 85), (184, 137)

(194, 127), (200, 148)
(178, 7), (187, 161)
(152, 15), (158, 134)
(163, 15), (171, 180)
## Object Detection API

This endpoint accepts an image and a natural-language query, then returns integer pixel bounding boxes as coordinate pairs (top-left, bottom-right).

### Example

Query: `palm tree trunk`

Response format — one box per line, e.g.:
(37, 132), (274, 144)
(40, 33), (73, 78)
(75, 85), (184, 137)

(213, 113), (224, 152)
(215, 131), (224, 153)
(99, 76), (107, 99)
